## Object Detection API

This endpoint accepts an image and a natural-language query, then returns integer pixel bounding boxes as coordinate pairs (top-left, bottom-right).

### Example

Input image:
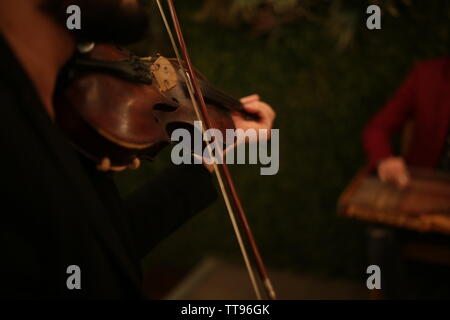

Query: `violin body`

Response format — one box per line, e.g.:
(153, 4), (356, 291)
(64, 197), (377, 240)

(55, 44), (237, 167)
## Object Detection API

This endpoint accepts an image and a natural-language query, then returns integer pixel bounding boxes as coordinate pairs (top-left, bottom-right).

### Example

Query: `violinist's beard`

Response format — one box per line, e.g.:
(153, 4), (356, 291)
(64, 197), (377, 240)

(43, 0), (150, 45)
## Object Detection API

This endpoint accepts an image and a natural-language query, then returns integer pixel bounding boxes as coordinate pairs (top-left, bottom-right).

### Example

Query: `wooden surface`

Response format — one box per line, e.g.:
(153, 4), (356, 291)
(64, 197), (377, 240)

(338, 167), (450, 234)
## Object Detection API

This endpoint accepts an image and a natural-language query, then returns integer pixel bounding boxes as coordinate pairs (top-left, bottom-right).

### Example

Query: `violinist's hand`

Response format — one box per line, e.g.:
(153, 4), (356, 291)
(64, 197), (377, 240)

(96, 157), (141, 172)
(377, 157), (411, 189)
(199, 94), (276, 173)
(232, 94), (276, 141)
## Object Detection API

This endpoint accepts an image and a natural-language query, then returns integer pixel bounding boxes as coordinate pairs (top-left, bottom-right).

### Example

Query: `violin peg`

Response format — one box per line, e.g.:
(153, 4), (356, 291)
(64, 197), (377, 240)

(97, 157), (111, 172)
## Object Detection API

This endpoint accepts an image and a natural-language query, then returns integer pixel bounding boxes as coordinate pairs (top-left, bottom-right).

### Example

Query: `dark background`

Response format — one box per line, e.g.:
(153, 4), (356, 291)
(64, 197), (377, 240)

(114, 0), (450, 297)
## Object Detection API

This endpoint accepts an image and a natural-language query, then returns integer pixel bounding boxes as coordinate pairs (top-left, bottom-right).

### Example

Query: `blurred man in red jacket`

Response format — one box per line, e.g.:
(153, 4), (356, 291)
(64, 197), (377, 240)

(363, 58), (450, 188)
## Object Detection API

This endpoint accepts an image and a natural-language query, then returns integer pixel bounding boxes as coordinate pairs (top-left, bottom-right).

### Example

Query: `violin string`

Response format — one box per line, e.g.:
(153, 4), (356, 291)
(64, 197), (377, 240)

(156, 0), (263, 300)
(197, 80), (243, 109)
(182, 80), (244, 112)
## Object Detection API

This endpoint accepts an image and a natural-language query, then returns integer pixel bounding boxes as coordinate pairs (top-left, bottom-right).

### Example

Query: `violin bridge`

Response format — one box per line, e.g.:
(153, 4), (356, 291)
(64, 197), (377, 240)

(150, 56), (178, 93)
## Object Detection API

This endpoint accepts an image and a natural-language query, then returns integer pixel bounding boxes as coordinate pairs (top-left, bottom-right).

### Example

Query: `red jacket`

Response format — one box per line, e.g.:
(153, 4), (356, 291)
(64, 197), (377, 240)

(363, 57), (450, 169)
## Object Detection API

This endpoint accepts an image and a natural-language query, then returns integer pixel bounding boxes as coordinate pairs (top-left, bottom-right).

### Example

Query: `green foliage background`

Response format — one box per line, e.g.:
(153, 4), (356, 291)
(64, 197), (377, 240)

(115, 0), (450, 281)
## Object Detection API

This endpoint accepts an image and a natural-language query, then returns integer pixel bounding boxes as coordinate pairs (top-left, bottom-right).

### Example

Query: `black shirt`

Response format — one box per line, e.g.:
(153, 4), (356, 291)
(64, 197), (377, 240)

(0, 35), (217, 299)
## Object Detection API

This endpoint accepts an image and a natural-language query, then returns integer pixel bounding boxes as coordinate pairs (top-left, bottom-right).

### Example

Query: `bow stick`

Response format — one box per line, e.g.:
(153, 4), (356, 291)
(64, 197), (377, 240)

(155, 0), (276, 300)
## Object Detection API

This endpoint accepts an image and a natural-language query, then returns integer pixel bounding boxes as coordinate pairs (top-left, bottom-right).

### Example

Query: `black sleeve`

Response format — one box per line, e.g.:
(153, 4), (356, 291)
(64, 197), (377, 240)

(124, 164), (218, 258)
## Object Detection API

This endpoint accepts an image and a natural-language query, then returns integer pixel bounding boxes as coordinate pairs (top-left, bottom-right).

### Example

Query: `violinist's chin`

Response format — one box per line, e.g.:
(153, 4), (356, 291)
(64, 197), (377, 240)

(43, 0), (150, 45)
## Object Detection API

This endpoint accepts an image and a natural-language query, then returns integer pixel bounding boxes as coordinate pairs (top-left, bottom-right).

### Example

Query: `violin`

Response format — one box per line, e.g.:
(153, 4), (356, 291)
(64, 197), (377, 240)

(55, 0), (276, 300)
(56, 43), (254, 168)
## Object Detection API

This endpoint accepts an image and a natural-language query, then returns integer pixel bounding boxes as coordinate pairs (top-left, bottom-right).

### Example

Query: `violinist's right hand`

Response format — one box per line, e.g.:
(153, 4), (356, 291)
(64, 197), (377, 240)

(377, 157), (410, 189)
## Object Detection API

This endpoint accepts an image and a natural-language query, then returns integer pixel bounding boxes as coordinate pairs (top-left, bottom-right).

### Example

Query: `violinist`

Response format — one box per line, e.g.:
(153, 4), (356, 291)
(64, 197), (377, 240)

(0, 0), (275, 298)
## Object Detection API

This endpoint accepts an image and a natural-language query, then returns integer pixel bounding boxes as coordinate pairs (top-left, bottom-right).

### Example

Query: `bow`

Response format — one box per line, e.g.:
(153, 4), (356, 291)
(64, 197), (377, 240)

(155, 0), (276, 300)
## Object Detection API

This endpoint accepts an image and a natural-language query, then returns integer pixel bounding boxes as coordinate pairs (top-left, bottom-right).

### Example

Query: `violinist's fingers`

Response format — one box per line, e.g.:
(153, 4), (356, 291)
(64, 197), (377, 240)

(240, 94), (260, 104)
(110, 165), (128, 172)
(128, 158), (141, 170)
(244, 101), (276, 123)
(97, 157), (111, 172)
(97, 157), (140, 172)
(232, 105), (275, 136)
(244, 101), (263, 116)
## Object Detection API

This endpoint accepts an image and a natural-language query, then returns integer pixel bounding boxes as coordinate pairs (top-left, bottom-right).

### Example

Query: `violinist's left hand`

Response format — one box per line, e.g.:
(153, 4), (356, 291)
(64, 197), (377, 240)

(232, 94), (276, 140)
(199, 94), (276, 173)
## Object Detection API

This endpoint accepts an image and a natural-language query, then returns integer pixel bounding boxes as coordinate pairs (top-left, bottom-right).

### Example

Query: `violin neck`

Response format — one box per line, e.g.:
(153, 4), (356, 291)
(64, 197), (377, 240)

(197, 80), (244, 112)
(197, 80), (260, 121)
